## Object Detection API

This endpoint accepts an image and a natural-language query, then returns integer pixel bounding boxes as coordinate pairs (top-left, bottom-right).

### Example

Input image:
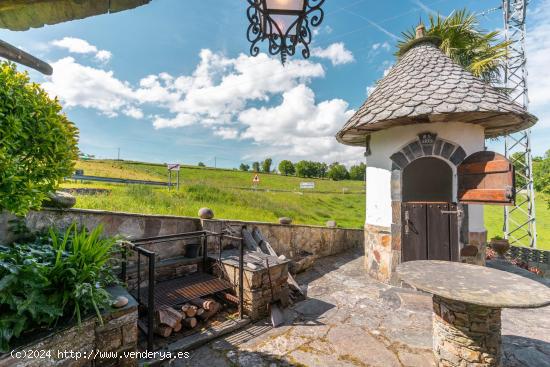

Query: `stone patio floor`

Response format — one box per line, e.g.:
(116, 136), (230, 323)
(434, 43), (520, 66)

(172, 250), (550, 367)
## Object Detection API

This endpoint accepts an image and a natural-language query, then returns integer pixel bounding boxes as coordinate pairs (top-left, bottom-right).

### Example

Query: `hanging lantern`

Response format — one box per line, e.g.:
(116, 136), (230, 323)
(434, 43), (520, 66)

(246, 0), (325, 64)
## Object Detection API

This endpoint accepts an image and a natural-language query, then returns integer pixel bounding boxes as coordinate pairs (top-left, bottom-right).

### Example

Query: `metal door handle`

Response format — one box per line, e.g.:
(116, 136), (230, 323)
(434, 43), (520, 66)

(441, 210), (463, 217)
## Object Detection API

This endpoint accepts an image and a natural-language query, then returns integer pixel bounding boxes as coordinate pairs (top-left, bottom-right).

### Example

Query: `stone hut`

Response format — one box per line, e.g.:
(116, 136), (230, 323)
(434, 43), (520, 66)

(336, 25), (537, 284)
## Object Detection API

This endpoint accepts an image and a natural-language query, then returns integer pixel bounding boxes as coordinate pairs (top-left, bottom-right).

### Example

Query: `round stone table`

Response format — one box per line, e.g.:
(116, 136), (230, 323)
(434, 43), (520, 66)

(397, 261), (550, 367)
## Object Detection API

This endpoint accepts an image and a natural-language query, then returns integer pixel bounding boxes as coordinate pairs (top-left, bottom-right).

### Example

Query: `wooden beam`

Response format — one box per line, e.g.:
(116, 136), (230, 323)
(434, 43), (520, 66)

(0, 39), (52, 75)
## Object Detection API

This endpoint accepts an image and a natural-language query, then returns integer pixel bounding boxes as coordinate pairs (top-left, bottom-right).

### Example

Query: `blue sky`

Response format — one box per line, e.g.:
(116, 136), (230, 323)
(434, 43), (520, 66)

(1, 0), (548, 168)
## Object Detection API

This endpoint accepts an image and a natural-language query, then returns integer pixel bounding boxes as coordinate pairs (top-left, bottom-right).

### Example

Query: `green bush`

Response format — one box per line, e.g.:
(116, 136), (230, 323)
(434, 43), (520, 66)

(0, 62), (79, 216)
(0, 224), (118, 352)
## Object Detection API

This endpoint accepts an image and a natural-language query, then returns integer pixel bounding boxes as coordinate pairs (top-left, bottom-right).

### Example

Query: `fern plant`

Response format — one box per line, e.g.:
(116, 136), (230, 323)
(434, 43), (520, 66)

(0, 224), (119, 352)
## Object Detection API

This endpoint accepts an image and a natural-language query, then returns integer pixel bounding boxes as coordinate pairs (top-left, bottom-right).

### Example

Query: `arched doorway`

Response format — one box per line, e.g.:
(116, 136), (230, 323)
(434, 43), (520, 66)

(401, 157), (459, 262)
(402, 157), (453, 202)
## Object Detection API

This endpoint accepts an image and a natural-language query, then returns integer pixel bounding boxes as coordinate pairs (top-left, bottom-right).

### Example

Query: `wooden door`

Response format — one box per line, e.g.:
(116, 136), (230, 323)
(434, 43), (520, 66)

(458, 151), (515, 205)
(402, 202), (427, 262)
(402, 202), (458, 262)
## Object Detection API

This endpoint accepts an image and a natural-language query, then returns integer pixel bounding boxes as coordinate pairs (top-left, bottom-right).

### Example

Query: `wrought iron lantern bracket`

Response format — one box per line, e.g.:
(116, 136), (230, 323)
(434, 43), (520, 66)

(247, 0), (325, 64)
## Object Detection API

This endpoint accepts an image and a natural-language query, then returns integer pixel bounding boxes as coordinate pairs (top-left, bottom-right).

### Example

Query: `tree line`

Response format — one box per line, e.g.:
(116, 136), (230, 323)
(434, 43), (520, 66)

(239, 158), (366, 181)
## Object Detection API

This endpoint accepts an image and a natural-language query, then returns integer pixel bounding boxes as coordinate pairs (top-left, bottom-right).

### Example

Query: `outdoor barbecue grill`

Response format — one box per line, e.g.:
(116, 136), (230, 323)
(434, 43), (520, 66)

(120, 230), (244, 351)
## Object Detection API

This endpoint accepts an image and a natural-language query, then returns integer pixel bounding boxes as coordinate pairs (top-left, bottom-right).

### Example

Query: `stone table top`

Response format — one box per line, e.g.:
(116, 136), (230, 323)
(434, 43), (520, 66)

(397, 260), (550, 309)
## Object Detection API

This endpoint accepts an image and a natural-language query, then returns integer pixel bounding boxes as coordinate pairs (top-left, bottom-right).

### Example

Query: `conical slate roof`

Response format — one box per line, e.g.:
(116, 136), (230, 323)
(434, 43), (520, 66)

(336, 38), (537, 146)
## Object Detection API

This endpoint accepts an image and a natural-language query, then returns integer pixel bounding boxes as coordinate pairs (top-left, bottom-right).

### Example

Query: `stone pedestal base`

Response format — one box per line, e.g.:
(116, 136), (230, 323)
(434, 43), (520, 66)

(432, 296), (501, 366)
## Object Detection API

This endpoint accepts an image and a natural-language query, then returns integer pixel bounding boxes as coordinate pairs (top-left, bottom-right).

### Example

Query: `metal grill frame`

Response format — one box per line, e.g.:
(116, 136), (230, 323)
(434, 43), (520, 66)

(120, 230), (244, 351)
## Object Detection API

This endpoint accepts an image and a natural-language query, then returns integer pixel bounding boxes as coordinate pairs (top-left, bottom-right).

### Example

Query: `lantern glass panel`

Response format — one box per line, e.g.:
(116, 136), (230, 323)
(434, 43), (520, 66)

(268, 14), (299, 35)
(265, 0), (304, 11)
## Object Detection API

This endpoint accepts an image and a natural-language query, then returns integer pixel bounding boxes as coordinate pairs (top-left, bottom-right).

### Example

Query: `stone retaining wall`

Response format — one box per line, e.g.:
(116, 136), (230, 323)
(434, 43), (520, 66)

(1, 209), (363, 262)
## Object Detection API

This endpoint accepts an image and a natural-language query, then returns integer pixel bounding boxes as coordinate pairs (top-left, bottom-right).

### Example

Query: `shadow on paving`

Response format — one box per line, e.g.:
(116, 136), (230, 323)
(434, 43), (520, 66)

(166, 249), (550, 367)
(503, 335), (550, 366)
(295, 247), (365, 293)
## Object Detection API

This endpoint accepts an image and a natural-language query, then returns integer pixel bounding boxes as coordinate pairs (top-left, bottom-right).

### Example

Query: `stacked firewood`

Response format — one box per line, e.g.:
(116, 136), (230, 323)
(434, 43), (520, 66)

(154, 297), (222, 337)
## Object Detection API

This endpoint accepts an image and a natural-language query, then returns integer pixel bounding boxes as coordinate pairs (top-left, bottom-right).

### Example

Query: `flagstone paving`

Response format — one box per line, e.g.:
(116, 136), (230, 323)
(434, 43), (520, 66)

(172, 250), (550, 367)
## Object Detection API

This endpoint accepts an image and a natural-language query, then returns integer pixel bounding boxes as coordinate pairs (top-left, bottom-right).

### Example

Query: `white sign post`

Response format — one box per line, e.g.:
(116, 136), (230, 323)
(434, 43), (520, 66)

(167, 164), (181, 190)
(300, 182), (315, 190)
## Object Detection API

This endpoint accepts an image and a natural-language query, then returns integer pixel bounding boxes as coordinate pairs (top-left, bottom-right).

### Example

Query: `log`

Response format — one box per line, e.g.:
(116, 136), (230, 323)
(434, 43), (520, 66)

(154, 324), (172, 338)
(182, 317), (198, 328)
(181, 304), (198, 317)
(156, 307), (183, 329)
(173, 321), (182, 333)
(190, 297), (220, 312)
(196, 308), (205, 317)
(187, 305), (198, 317)
(197, 299), (221, 321)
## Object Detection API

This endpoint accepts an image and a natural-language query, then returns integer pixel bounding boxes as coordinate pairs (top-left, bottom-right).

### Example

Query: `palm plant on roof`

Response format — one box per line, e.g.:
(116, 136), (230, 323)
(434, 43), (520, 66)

(397, 9), (510, 84)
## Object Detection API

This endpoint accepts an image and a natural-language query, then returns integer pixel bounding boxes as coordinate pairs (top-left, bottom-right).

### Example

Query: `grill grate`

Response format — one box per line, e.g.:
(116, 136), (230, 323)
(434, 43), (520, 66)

(135, 273), (232, 310)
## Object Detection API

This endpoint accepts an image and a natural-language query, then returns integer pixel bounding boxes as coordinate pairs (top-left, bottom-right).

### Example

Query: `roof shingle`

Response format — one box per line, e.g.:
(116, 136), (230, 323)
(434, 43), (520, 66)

(336, 41), (537, 146)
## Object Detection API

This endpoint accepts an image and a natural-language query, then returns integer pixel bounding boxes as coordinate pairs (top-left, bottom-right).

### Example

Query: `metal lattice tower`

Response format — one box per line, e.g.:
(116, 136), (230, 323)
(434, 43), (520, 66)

(502, 0), (537, 248)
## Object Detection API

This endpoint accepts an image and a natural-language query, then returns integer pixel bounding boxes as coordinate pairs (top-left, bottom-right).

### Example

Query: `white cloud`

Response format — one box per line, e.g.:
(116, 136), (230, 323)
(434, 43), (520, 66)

(214, 127), (239, 140)
(312, 43), (355, 65)
(238, 84), (362, 163)
(42, 57), (137, 118)
(95, 50), (112, 62)
(372, 42), (391, 52)
(143, 50), (325, 127)
(44, 41), (362, 163)
(51, 37), (112, 62)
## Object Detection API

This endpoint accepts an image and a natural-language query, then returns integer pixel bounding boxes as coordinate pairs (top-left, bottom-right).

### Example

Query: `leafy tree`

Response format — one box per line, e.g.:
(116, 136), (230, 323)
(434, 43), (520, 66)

(327, 163), (350, 181)
(252, 161), (260, 172)
(0, 62), (79, 216)
(295, 160), (314, 178)
(349, 162), (366, 181)
(534, 156), (550, 192)
(198, 162), (206, 167)
(278, 160), (295, 175)
(262, 158), (273, 173)
(397, 9), (510, 83)
(239, 163), (250, 171)
(314, 162), (328, 178)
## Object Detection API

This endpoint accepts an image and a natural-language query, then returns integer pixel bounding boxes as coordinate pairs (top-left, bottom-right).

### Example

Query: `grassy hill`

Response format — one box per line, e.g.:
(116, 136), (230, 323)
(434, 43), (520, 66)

(62, 160), (549, 250)
(62, 160), (366, 228)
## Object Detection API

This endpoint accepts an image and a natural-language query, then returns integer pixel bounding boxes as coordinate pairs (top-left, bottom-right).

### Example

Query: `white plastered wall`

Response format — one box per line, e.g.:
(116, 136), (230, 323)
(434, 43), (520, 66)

(365, 122), (486, 232)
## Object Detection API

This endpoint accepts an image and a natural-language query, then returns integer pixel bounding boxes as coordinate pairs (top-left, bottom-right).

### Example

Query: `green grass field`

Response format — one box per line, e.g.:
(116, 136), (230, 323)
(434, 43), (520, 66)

(63, 160), (366, 228)
(485, 193), (549, 250)
(63, 160), (549, 249)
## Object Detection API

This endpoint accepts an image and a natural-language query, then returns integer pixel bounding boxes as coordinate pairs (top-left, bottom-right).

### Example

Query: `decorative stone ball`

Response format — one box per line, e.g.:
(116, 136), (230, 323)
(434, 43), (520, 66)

(112, 296), (128, 308)
(279, 217), (292, 225)
(43, 191), (76, 209)
(198, 207), (214, 219)
(326, 220), (337, 228)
